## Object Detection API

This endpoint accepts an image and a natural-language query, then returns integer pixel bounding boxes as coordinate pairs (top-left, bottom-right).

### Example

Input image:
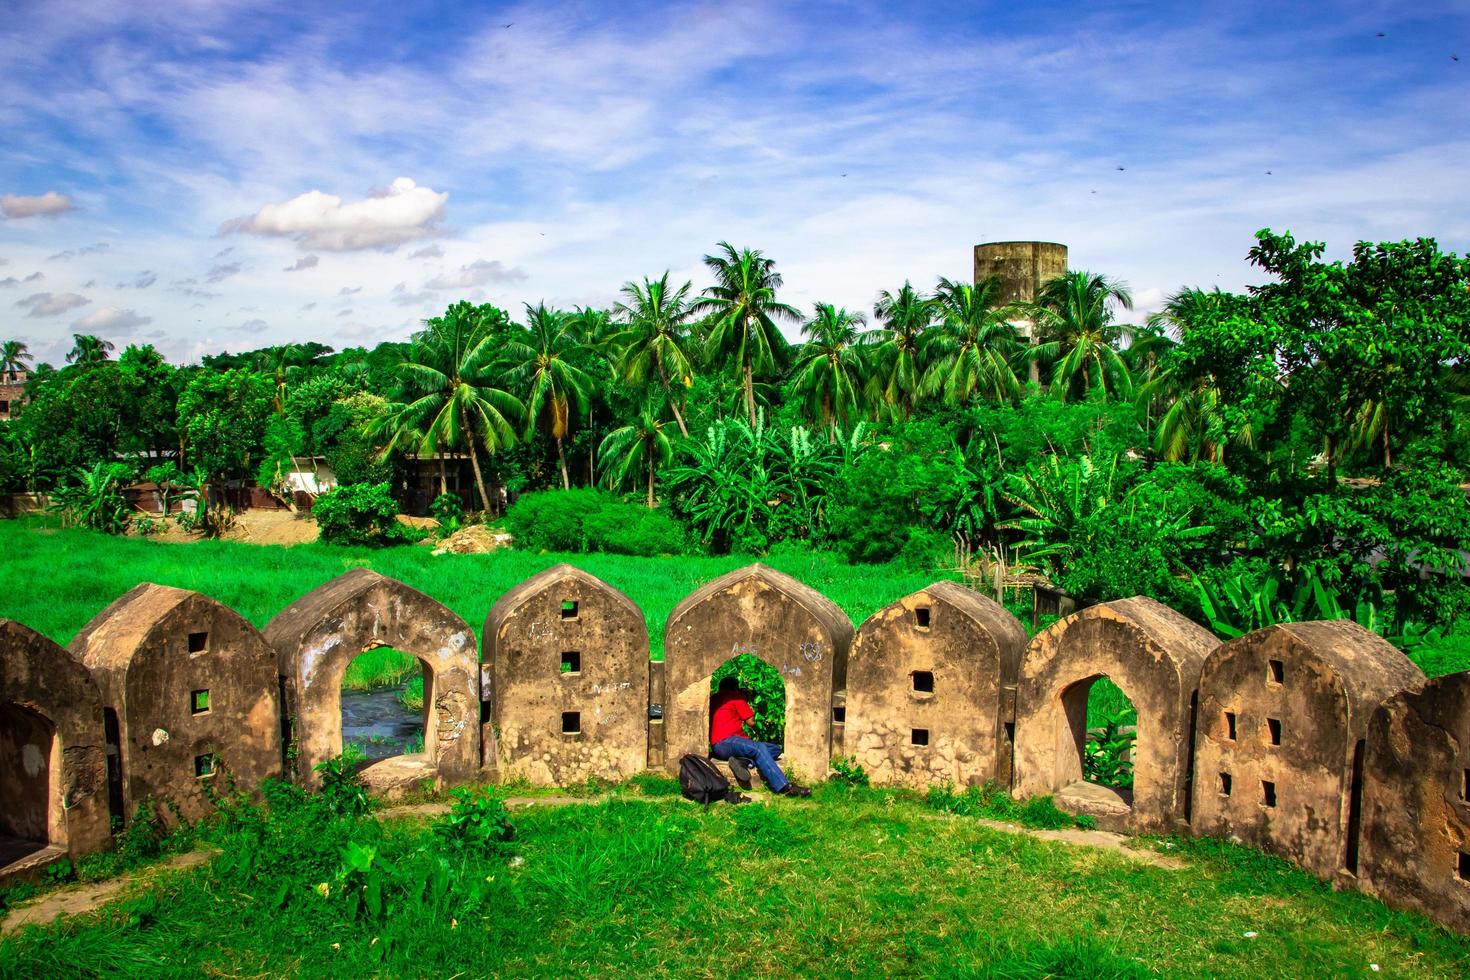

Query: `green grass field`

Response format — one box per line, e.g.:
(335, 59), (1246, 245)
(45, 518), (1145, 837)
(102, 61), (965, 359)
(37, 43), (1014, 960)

(2, 784), (1468, 977)
(0, 519), (952, 658)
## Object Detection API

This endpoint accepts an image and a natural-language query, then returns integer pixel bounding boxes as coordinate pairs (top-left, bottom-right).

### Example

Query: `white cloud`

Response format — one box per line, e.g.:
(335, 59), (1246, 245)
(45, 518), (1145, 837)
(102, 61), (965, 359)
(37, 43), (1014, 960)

(409, 243), (444, 259)
(425, 258), (527, 290)
(73, 306), (152, 333)
(16, 291), (90, 317)
(284, 254), (319, 271)
(223, 177), (448, 251)
(339, 285), (361, 295)
(0, 277), (17, 288)
(23, 271), (43, 282)
(1, 191), (75, 219)
(336, 308), (353, 316)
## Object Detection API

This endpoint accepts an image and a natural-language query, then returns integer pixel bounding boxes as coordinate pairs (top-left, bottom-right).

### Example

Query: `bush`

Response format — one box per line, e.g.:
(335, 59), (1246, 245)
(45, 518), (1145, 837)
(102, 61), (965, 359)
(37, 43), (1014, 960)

(828, 755), (870, 787)
(433, 787), (514, 851)
(505, 488), (684, 556)
(429, 492), (464, 537)
(710, 654), (785, 743)
(314, 482), (403, 546)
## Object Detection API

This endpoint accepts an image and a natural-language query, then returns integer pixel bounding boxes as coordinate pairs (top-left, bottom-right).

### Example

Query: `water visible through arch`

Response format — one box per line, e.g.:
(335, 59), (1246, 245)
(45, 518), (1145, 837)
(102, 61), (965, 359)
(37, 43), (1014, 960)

(340, 647), (425, 761)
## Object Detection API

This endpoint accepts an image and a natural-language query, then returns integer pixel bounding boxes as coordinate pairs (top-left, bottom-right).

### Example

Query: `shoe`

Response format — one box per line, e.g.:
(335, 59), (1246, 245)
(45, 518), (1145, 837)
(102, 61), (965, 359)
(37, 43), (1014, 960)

(727, 757), (752, 783)
(778, 784), (811, 798)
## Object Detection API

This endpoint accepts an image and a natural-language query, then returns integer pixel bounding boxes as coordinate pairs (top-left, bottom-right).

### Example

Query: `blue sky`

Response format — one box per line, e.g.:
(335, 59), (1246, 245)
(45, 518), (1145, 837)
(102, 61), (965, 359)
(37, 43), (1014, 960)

(2, 0), (1468, 365)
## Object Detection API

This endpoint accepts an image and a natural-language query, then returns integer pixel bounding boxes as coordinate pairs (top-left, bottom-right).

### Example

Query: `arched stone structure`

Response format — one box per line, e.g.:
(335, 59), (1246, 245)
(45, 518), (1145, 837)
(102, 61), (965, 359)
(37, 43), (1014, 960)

(1359, 672), (1470, 932)
(664, 564), (853, 783)
(71, 584), (281, 824)
(265, 569), (478, 790)
(484, 564), (649, 785)
(1013, 597), (1216, 833)
(845, 582), (1027, 789)
(1194, 621), (1423, 881)
(0, 621), (110, 883)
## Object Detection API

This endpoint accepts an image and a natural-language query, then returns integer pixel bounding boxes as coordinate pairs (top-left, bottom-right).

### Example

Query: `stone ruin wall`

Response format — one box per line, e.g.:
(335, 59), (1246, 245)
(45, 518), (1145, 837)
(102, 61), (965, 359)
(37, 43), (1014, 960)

(3, 566), (1470, 933)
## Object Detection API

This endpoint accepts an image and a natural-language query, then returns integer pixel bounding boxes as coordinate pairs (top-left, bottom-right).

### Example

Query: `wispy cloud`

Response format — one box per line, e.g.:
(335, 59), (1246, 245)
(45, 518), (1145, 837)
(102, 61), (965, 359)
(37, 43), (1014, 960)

(73, 306), (151, 333)
(425, 258), (527, 290)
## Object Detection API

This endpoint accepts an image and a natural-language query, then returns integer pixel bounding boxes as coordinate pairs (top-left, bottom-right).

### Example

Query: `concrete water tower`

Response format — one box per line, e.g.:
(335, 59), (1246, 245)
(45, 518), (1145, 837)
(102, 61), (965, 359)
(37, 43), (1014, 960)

(974, 241), (1068, 385)
(973, 241), (1068, 305)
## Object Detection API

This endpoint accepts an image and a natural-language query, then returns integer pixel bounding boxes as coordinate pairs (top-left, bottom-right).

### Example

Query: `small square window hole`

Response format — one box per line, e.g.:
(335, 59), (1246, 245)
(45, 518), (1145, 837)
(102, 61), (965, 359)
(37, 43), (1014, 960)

(915, 607), (931, 629)
(187, 631), (208, 654)
(560, 600), (578, 620)
(190, 689), (210, 715)
(832, 706), (846, 724)
(1267, 718), (1282, 745)
(194, 753), (218, 778)
(1219, 772), (1232, 796)
(561, 711), (581, 734)
(1459, 852), (1470, 882)
(912, 670), (935, 694)
(561, 651), (581, 675)
(911, 728), (930, 746)
(1268, 659), (1284, 684)
(1461, 769), (1470, 802)
(1225, 711), (1237, 740)
(1262, 780), (1277, 808)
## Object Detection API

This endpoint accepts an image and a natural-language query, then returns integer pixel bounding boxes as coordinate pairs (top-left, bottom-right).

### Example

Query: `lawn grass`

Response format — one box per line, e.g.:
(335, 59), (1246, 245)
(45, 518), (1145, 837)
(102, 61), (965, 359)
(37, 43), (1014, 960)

(1, 785), (1467, 977)
(0, 518), (949, 659)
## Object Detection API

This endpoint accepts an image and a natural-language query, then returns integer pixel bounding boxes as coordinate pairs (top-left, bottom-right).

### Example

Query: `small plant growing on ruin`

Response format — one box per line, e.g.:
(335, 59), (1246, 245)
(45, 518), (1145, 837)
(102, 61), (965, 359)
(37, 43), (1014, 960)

(828, 755), (870, 787)
(1084, 712), (1136, 790)
(433, 786), (515, 851)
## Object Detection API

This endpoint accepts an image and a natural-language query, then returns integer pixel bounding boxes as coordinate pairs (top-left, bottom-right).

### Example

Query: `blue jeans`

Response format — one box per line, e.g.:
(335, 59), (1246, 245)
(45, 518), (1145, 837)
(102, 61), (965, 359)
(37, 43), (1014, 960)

(711, 736), (789, 793)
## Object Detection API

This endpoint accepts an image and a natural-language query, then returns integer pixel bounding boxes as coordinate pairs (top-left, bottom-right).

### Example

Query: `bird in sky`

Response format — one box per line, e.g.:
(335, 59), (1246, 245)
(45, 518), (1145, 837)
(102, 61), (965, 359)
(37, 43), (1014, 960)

(840, 173), (847, 177)
(1266, 170), (1273, 175)
(1453, 54), (1460, 62)
(1376, 32), (1386, 38)
(1116, 166), (1125, 171)
(503, 23), (513, 28)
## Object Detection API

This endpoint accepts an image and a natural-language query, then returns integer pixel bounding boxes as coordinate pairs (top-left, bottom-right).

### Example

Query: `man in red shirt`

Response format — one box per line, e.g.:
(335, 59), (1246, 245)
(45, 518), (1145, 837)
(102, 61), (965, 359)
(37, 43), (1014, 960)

(709, 676), (811, 797)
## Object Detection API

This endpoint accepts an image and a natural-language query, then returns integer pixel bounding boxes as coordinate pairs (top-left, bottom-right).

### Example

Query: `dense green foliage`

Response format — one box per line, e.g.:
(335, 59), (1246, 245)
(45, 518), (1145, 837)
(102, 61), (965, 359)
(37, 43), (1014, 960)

(3, 228), (1467, 637)
(313, 482), (406, 546)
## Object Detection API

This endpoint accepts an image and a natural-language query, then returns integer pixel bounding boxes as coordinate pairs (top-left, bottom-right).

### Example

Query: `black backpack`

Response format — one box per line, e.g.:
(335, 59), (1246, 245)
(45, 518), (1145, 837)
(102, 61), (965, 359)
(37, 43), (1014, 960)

(678, 754), (742, 807)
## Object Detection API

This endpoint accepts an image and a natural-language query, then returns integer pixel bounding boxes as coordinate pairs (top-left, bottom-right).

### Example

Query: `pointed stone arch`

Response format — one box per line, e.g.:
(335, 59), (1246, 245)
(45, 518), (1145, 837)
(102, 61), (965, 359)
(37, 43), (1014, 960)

(1, 620), (110, 883)
(484, 563), (650, 785)
(1013, 596), (1216, 833)
(71, 584), (281, 824)
(664, 564), (853, 781)
(845, 582), (1028, 789)
(265, 569), (477, 790)
(1194, 620), (1423, 881)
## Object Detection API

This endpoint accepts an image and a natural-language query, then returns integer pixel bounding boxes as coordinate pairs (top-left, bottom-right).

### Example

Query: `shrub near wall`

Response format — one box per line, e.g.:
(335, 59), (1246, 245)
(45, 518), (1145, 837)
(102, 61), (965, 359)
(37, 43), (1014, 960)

(505, 489), (685, 556)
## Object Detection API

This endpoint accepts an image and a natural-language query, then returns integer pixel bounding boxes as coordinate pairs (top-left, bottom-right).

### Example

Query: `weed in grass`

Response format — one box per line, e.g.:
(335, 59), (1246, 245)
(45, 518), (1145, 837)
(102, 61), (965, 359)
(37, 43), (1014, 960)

(925, 781), (1087, 831)
(828, 754), (870, 787)
(626, 772), (681, 797)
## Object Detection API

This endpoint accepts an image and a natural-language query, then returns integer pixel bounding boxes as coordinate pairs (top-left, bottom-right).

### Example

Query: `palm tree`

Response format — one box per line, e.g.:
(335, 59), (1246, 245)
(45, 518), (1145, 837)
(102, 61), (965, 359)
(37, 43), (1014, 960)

(395, 301), (524, 513)
(599, 405), (675, 508)
(66, 334), (114, 367)
(1, 340), (32, 383)
(1028, 271), (1134, 402)
(870, 282), (933, 419)
(505, 303), (595, 490)
(789, 304), (874, 437)
(256, 343), (307, 413)
(612, 272), (698, 436)
(921, 276), (1021, 406)
(693, 242), (799, 427)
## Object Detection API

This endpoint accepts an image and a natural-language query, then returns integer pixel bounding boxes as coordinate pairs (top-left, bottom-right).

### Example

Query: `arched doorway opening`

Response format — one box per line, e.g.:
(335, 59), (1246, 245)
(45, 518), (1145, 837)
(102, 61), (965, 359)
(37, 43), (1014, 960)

(0, 702), (62, 867)
(1058, 674), (1138, 814)
(707, 654), (788, 788)
(340, 647), (426, 763)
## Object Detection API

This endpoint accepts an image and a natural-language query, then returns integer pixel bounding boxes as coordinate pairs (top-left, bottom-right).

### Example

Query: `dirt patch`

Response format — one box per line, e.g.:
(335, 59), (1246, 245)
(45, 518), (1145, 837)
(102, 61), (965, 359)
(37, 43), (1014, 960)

(0, 849), (214, 935)
(131, 510), (321, 547)
(431, 525), (513, 555)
